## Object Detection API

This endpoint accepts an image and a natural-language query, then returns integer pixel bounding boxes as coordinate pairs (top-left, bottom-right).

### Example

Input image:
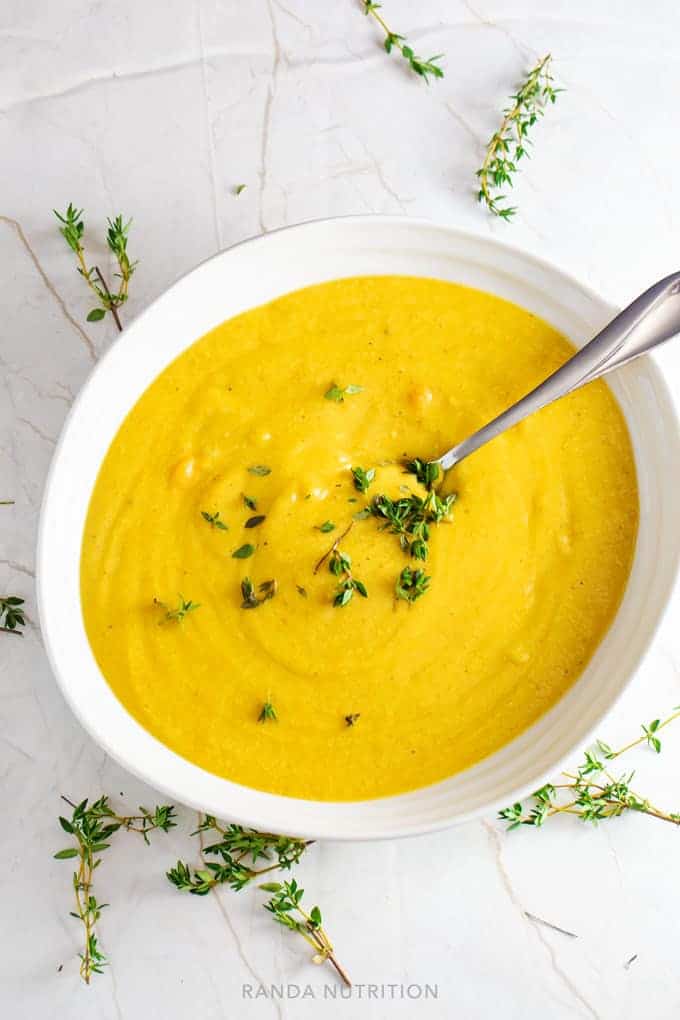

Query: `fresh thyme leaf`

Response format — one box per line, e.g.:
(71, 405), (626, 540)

(245, 515), (266, 529)
(0, 595), (26, 635)
(258, 701), (278, 723)
(362, 1), (444, 83)
(233, 543), (256, 559)
(345, 713), (361, 727)
(201, 510), (228, 531)
(395, 566), (430, 603)
(324, 383), (363, 402)
(234, 184), (247, 196)
(54, 204), (137, 331)
(499, 708), (680, 831)
(404, 458), (439, 490)
(258, 579), (278, 602)
(329, 548), (368, 607)
(643, 719), (662, 754)
(241, 576), (278, 608)
(477, 54), (561, 219)
(243, 494), (258, 511)
(0, 500), (14, 505)
(351, 466), (375, 493)
(263, 878), (351, 986)
(353, 506), (371, 520)
(318, 520), (336, 533)
(241, 577), (258, 607)
(248, 464), (271, 476)
(296, 585), (308, 598)
(154, 595), (200, 623)
(55, 795), (174, 982)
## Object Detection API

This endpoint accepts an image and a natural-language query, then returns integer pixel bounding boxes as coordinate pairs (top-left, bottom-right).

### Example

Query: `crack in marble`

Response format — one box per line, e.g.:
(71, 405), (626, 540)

(560, 78), (675, 232)
(198, 822), (283, 1020)
(197, 1), (222, 251)
(0, 216), (96, 363)
(273, 0), (312, 31)
(0, 557), (35, 578)
(258, 0), (283, 235)
(108, 959), (125, 1020)
(0, 733), (35, 761)
(0, 58), (203, 114)
(16, 416), (56, 447)
(444, 101), (483, 147)
(483, 821), (601, 1020)
(335, 133), (412, 210)
(459, 0), (533, 61)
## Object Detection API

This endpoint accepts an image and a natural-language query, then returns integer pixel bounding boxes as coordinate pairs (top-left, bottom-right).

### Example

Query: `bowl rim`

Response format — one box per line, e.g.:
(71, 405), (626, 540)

(36, 214), (680, 841)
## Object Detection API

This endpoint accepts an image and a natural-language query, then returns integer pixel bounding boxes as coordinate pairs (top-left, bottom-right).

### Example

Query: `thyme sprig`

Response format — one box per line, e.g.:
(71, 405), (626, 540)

(262, 879), (351, 987)
(54, 204), (137, 329)
(154, 595), (200, 623)
(362, 1), (444, 83)
(370, 488), (455, 561)
(201, 510), (228, 530)
(477, 54), (560, 219)
(329, 547), (368, 607)
(0, 595), (25, 636)
(54, 796), (175, 982)
(499, 709), (680, 830)
(167, 817), (310, 895)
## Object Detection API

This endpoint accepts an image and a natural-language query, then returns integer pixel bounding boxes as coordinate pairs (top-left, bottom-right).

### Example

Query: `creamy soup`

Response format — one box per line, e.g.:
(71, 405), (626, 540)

(81, 276), (638, 800)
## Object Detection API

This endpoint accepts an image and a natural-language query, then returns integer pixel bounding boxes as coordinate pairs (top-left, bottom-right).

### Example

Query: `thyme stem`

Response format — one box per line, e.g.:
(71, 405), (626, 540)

(94, 267), (123, 332)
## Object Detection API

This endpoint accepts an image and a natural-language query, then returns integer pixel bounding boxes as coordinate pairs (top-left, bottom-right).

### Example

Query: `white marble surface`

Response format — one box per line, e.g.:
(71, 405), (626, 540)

(2, 1), (680, 1016)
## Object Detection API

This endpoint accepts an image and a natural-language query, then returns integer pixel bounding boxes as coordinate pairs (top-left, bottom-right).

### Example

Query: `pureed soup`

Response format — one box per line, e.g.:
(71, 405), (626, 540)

(81, 276), (638, 801)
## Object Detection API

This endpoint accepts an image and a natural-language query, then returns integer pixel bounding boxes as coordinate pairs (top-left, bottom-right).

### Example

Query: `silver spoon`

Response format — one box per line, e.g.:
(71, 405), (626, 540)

(433, 271), (680, 472)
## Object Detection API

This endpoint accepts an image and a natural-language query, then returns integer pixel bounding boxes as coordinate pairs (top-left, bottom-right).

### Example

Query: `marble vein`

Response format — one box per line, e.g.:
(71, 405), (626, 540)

(258, 0), (283, 235)
(196, 1), (222, 252)
(198, 823), (282, 1020)
(483, 822), (601, 1020)
(0, 215), (96, 363)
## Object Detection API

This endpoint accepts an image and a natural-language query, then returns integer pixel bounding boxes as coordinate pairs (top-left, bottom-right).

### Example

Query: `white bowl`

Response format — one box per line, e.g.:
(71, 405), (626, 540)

(37, 217), (680, 840)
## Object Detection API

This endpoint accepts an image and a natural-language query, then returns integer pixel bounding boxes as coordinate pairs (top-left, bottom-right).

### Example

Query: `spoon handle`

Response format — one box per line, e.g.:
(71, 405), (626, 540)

(436, 271), (680, 471)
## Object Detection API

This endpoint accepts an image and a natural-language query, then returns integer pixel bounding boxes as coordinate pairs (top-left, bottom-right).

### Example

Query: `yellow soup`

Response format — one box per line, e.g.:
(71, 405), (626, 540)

(81, 276), (638, 800)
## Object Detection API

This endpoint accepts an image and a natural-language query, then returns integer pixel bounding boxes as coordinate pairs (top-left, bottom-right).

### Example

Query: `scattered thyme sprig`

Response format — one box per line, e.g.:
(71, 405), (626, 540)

(54, 796), (175, 982)
(154, 595), (200, 623)
(324, 383), (363, 403)
(404, 457), (440, 490)
(241, 577), (278, 608)
(54, 204), (137, 329)
(362, 1), (444, 83)
(351, 465), (375, 493)
(0, 595), (25, 636)
(499, 708), (680, 830)
(262, 879), (351, 987)
(259, 700), (278, 723)
(477, 54), (560, 219)
(370, 487), (455, 561)
(395, 566), (430, 603)
(201, 510), (228, 530)
(167, 817), (310, 895)
(329, 547), (368, 607)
